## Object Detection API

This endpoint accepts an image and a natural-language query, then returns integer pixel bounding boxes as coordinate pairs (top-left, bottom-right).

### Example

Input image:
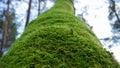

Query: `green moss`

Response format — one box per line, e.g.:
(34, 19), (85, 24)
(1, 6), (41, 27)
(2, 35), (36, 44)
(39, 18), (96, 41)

(0, 0), (120, 68)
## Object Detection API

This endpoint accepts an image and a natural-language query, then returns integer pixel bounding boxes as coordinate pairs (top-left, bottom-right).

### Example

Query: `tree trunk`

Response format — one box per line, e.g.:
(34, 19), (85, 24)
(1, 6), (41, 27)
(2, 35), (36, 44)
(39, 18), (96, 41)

(0, 0), (119, 67)
(25, 0), (32, 28)
(38, 0), (41, 16)
(0, 0), (10, 56)
(38, 0), (46, 16)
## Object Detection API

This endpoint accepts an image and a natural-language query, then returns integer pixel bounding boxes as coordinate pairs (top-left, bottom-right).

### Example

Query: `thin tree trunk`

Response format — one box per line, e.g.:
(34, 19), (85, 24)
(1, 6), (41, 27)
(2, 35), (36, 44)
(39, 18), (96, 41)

(0, 0), (10, 56)
(38, 0), (41, 16)
(38, 0), (46, 16)
(25, 0), (32, 28)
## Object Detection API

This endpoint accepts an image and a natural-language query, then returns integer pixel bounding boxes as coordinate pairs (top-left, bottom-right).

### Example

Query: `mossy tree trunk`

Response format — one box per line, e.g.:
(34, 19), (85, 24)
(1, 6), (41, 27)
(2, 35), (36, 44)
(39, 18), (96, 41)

(0, 0), (119, 68)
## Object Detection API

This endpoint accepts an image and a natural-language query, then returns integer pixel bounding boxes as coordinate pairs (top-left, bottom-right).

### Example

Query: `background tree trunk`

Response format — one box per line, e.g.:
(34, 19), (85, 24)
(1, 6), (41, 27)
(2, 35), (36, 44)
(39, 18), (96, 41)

(0, 0), (10, 56)
(38, 0), (41, 16)
(25, 0), (32, 28)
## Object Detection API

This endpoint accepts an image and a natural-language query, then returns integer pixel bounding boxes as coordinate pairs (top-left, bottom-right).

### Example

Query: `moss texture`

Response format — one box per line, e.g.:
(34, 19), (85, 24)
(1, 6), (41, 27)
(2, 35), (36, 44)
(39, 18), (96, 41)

(0, 0), (120, 68)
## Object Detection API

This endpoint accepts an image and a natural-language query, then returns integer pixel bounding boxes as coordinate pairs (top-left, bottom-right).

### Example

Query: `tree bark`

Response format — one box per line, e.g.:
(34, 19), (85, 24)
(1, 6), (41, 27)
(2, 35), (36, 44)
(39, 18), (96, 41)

(0, 0), (10, 56)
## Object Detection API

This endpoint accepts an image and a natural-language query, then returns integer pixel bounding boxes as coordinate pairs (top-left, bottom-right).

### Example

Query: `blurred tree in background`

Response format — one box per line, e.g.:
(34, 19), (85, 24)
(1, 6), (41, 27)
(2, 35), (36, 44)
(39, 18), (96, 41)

(0, 0), (53, 56)
(0, 0), (17, 56)
(101, 0), (120, 49)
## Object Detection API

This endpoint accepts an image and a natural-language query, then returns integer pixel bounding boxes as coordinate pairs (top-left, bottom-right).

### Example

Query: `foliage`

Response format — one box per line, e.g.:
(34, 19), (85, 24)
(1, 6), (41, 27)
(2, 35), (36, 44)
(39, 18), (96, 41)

(102, 0), (120, 48)
(0, 0), (119, 68)
(108, 0), (120, 30)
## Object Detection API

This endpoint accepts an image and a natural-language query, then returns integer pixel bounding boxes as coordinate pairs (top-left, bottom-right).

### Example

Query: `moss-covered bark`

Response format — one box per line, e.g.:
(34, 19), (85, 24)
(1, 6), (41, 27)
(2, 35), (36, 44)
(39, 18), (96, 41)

(0, 0), (120, 68)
